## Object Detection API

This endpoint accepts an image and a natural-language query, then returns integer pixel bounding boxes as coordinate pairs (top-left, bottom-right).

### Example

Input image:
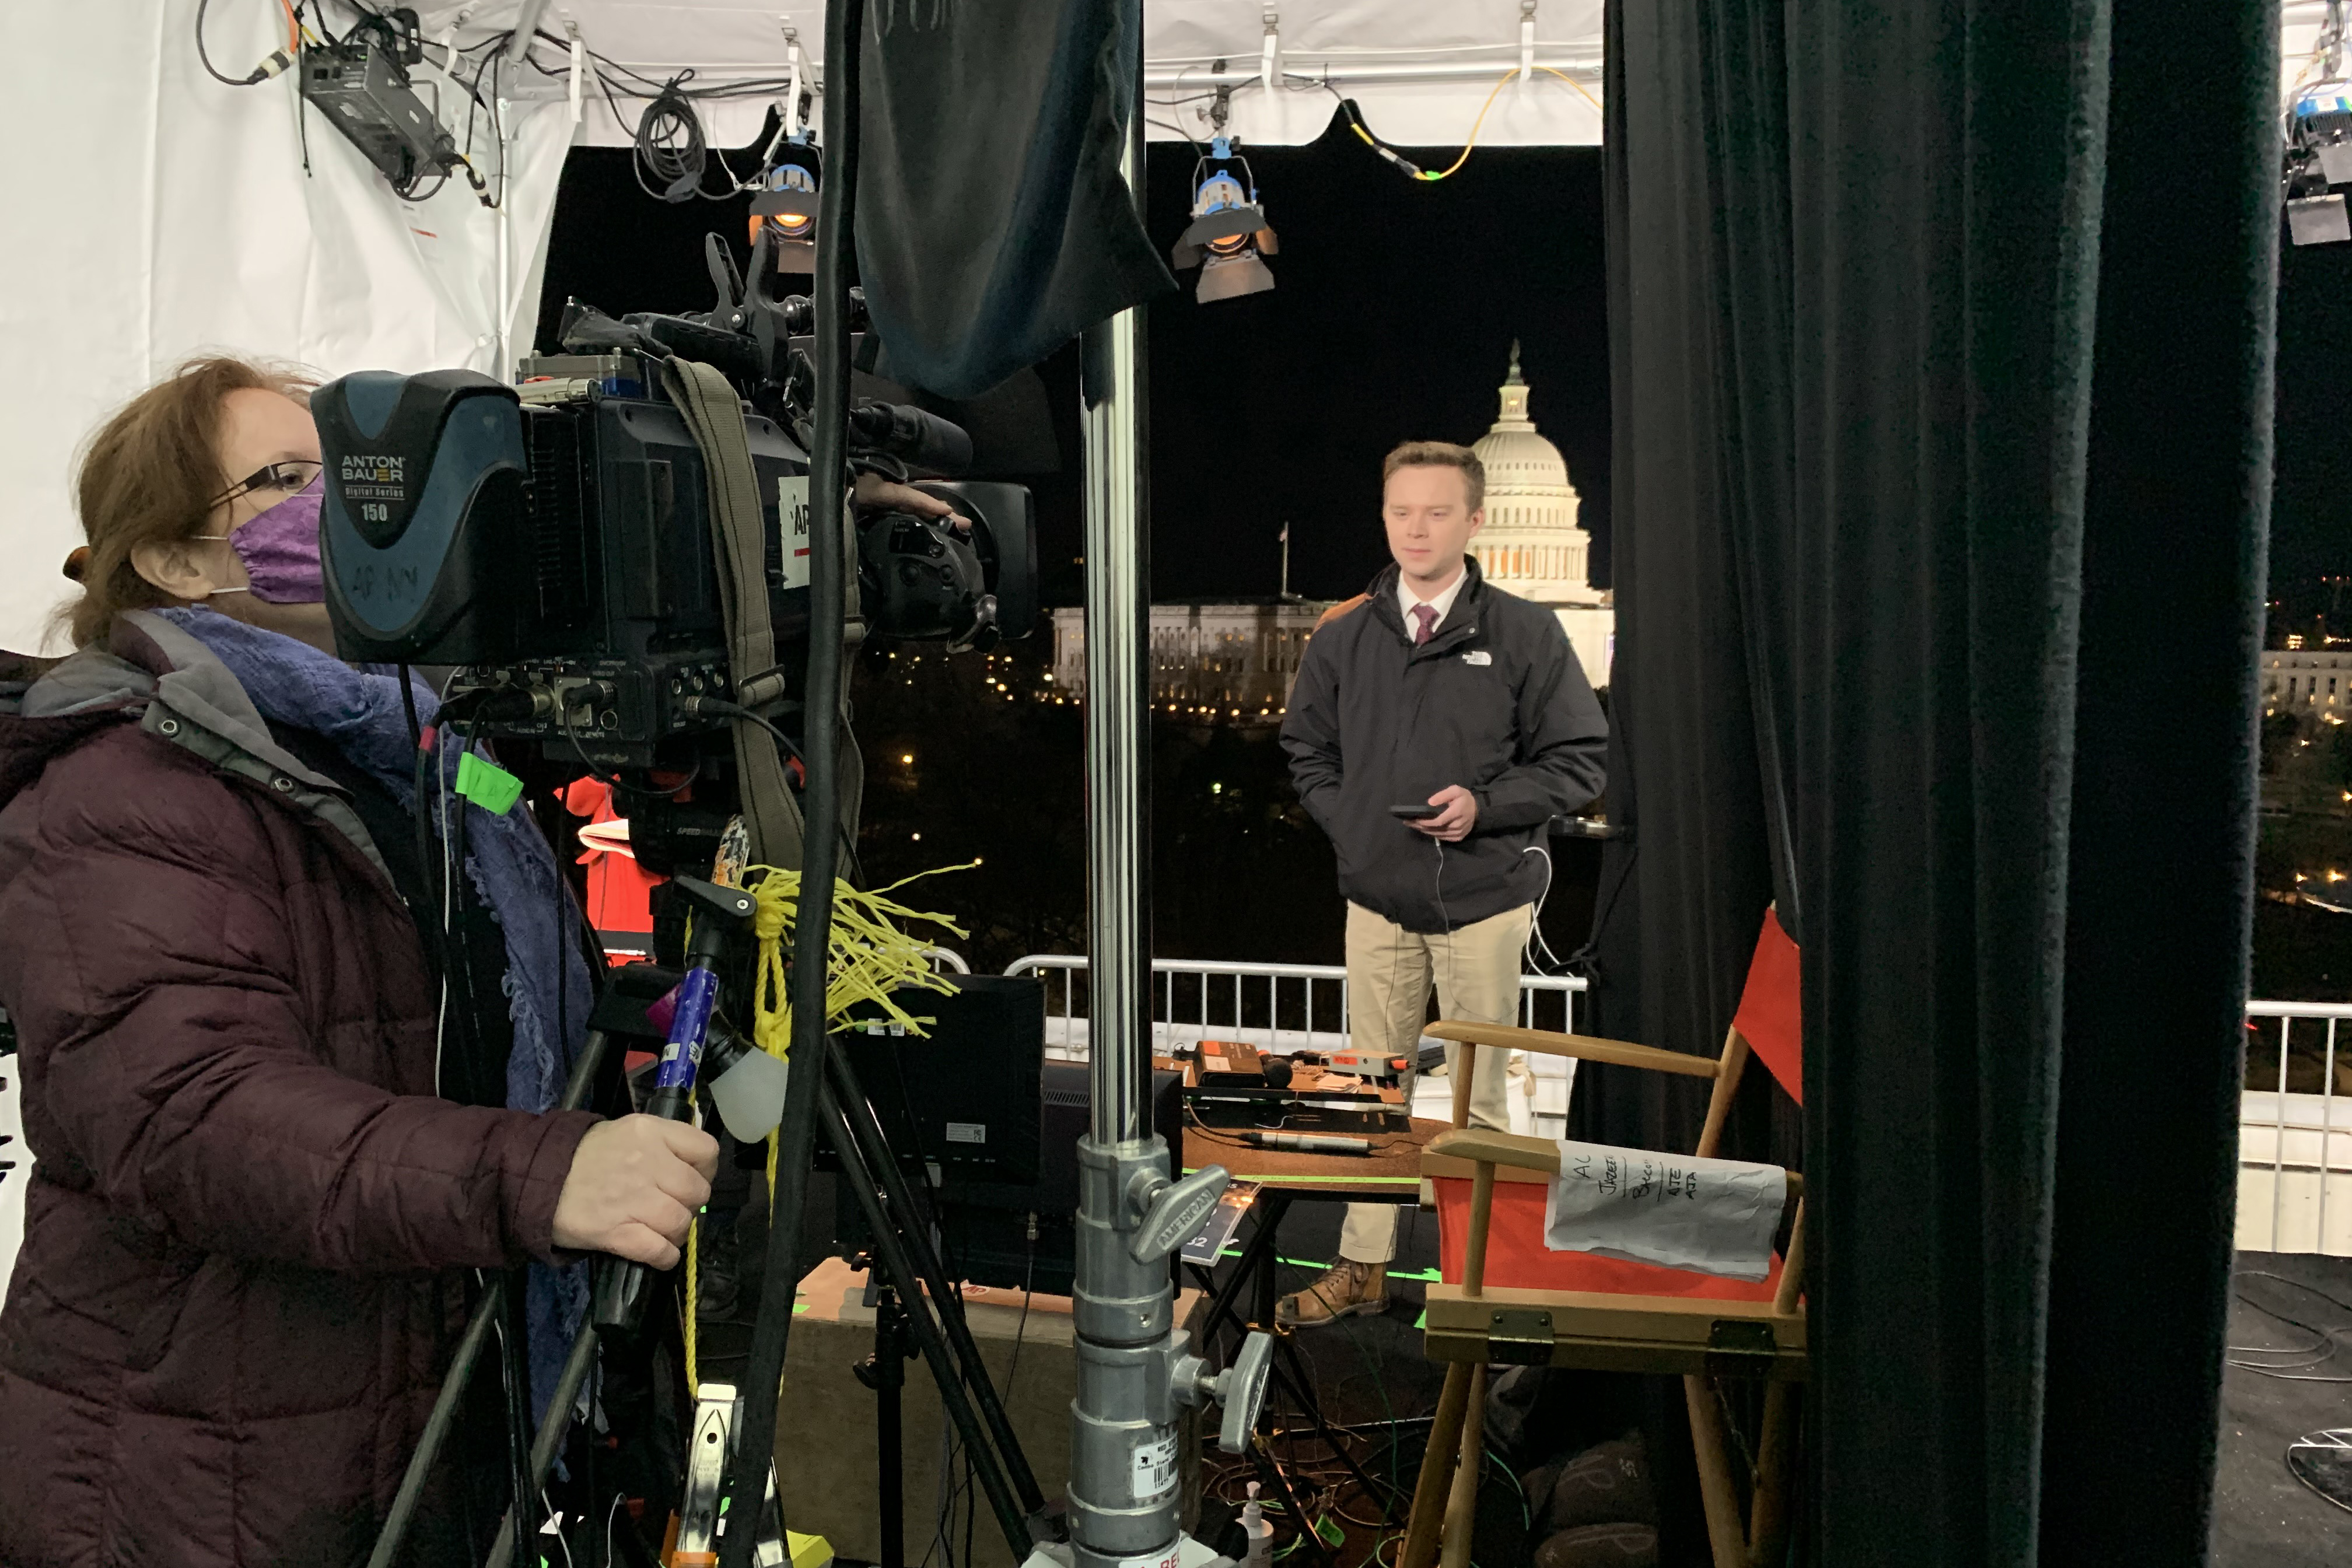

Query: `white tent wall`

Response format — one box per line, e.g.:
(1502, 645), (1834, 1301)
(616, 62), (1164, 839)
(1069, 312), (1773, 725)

(0, 1), (572, 654)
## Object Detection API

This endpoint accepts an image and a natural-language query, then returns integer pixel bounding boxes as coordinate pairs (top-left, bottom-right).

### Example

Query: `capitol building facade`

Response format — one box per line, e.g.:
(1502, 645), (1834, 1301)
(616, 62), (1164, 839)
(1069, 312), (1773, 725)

(1466, 343), (1614, 682)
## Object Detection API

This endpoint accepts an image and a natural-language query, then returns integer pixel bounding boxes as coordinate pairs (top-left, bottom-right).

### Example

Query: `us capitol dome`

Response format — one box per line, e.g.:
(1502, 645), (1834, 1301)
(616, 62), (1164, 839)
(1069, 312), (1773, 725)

(1467, 342), (1614, 682)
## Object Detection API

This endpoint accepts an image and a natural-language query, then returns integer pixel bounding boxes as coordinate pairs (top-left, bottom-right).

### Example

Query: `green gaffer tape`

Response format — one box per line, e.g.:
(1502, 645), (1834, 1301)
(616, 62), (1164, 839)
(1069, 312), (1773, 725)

(454, 751), (524, 815)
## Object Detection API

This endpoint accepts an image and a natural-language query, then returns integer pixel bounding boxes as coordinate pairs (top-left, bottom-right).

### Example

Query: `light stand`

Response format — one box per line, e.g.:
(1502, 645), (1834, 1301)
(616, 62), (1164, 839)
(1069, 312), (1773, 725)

(1062, 46), (1273, 1568)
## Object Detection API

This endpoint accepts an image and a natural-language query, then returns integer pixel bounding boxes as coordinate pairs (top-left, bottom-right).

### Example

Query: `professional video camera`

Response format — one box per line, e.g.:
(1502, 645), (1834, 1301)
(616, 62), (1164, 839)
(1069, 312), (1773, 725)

(312, 229), (1038, 790)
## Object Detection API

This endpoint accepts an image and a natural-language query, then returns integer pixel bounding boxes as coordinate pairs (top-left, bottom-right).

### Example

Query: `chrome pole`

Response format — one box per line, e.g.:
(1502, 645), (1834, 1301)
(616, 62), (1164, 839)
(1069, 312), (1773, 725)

(1065, 43), (1233, 1568)
(1080, 131), (1150, 1149)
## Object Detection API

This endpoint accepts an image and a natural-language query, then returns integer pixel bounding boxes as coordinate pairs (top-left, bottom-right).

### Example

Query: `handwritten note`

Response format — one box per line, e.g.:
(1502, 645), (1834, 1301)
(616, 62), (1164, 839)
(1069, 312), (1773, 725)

(1542, 1139), (1785, 1281)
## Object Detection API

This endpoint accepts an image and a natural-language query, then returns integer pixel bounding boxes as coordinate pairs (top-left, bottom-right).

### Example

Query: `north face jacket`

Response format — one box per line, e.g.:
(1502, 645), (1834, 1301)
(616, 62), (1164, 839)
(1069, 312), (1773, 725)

(0, 611), (598, 1567)
(1280, 561), (1608, 933)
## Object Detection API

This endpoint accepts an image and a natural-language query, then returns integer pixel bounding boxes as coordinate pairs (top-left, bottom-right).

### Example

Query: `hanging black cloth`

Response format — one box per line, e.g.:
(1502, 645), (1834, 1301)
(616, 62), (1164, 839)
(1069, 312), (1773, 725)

(855, 0), (1174, 398)
(1587, 0), (2280, 1562)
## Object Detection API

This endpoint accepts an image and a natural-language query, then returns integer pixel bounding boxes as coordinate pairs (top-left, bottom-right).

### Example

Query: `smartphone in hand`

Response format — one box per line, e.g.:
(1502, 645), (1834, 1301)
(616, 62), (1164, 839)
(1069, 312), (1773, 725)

(1390, 803), (1441, 821)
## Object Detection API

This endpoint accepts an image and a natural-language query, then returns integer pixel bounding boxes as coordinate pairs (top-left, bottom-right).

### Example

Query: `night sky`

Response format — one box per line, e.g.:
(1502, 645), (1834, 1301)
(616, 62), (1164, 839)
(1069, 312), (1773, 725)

(2270, 233), (2352, 633)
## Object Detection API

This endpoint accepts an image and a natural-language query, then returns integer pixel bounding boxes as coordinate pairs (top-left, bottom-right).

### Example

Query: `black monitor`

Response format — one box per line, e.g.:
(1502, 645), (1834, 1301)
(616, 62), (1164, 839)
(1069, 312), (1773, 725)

(839, 1059), (1185, 1298)
(831, 974), (1047, 1184)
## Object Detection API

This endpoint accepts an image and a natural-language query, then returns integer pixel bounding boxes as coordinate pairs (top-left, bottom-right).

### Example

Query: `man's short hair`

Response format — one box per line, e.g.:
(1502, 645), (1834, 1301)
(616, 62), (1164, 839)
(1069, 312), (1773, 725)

(1382, 440), (1485, 513)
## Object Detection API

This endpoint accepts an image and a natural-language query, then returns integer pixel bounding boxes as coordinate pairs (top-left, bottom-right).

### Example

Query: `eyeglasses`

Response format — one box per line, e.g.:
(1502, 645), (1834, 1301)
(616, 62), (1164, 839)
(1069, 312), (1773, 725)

(208, 459), (322, 509)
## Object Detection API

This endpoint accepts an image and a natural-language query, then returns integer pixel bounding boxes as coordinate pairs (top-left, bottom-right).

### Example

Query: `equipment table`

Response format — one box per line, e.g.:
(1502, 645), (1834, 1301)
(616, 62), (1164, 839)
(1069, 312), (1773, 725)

(1180, 1118), (1442, 1334)
(1178, 1087), (1450, 1553)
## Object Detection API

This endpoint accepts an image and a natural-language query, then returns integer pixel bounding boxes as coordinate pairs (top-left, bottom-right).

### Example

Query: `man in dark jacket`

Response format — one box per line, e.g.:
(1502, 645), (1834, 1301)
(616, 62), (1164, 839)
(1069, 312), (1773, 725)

(1277, 440), (1607, 1324)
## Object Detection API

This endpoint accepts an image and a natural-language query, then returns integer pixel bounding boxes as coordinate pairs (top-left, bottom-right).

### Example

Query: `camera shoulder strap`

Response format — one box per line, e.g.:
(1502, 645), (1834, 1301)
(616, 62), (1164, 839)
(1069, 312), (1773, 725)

(660, 356), (808, 870)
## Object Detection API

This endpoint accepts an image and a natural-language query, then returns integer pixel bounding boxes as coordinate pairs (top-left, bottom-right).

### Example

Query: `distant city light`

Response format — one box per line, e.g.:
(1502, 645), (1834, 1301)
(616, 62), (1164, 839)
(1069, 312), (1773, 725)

(912, 832), (922, 841)
(901, 754), (915, 764)
(1212, 783), (1223, 794)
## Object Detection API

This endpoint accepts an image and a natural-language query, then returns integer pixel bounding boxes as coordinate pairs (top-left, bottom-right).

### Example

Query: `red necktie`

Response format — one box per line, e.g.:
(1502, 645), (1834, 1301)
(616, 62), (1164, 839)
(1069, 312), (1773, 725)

(1412, 603), (1438, 645)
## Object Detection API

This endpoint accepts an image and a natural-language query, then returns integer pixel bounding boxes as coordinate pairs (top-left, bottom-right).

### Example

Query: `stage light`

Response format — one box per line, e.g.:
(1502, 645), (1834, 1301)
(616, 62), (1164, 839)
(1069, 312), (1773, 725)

(1171, 138), (1278, 303)
(749, 138), (821, 273)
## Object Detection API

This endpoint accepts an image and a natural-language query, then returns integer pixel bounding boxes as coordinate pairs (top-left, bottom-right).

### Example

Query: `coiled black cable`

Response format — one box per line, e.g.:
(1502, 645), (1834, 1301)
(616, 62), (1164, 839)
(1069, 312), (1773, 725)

(634, 72), (721, 201)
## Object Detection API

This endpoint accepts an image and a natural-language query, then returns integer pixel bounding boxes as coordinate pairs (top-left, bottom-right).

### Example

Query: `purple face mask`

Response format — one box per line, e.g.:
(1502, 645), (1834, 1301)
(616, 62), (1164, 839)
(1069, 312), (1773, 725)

(202, 474), (325, 603)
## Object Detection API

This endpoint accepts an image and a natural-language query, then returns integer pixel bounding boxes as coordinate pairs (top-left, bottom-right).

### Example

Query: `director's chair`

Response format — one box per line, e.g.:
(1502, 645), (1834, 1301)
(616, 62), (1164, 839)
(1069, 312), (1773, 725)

(1399, 909), (1805, 1568)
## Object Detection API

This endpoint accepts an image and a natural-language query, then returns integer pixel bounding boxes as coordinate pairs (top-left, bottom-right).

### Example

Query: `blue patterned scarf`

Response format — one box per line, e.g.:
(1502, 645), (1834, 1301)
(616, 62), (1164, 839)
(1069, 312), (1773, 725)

(156, 608), (591, 1420)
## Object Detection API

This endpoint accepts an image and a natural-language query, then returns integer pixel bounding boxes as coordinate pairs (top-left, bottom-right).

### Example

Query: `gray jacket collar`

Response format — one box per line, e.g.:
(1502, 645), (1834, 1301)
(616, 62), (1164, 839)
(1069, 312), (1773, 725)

(18, 611), (388, 882)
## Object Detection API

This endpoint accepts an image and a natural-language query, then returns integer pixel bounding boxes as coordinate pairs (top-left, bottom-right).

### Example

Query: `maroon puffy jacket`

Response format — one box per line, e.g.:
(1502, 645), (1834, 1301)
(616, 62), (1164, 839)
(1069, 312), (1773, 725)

(0, 612), (599, 1567)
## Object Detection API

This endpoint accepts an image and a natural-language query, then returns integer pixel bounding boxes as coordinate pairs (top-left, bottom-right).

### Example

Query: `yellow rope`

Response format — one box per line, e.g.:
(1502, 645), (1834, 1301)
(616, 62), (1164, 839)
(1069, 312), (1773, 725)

(681, 860), (970, 1394)
(683, 1205), (700, 1394)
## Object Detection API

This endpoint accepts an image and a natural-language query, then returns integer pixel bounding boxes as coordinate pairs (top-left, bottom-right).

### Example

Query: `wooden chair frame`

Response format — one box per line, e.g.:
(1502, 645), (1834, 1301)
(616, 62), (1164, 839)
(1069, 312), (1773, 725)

(1398, 1020), (1806, 1568)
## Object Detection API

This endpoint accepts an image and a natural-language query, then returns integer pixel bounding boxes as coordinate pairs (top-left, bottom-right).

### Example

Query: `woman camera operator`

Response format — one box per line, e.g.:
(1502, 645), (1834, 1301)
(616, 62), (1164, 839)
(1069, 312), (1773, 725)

(0, 356), (719, 1566)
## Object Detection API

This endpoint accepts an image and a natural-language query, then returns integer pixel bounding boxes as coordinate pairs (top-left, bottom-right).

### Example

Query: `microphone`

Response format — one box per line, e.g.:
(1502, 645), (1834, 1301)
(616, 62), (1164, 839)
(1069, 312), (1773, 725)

(1244, 1131), (1371, 1156)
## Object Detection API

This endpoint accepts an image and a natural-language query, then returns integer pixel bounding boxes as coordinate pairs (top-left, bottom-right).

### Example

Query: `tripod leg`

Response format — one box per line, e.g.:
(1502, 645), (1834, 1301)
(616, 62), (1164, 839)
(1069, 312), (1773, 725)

(501, 1266), (539, 1561)
(1247, 1428), (1336, 1568)
(482, 1317), (603, 1568)
(823, 1082), (1035, 1563)
(1201, 1196), (1284, 1359)
(824, 1045), (1049, 1519)
(876, 1290), (907, 1568)
(365, 1029), (614, 1568)
(1269, 1336), (1396, 1524)
(716, 1013), (836, 1568)
(1252, 1194), (1294, 1328)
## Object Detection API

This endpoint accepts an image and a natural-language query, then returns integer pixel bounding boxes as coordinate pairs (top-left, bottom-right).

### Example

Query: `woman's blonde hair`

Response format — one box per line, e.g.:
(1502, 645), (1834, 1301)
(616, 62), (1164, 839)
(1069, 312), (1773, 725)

(58, 355), (315, 647)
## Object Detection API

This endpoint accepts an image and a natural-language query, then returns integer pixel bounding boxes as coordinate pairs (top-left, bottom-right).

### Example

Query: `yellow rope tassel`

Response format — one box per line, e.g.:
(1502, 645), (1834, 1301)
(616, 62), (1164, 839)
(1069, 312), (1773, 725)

(684, 860), (972, 1382)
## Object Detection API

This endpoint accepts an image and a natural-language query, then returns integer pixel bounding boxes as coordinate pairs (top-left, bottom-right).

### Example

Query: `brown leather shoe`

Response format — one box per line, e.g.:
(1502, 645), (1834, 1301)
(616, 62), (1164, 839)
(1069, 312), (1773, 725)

(1276, 1259), (1388, 1326)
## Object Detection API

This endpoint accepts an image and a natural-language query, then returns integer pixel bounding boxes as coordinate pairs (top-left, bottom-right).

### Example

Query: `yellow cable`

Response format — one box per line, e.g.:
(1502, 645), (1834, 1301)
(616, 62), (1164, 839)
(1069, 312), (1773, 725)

(1419, 71), (1516, 181)
(1355, 66), (1602, 185)
(1539, 65), (1606, 118)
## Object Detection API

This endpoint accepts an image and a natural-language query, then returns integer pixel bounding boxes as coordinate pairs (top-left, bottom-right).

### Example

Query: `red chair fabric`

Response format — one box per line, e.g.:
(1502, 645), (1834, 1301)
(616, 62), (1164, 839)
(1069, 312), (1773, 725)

(1429, 906), (1804, 1297)
(1433, 1178), (1782, 1300)
(1731, 905), (1802, 1104)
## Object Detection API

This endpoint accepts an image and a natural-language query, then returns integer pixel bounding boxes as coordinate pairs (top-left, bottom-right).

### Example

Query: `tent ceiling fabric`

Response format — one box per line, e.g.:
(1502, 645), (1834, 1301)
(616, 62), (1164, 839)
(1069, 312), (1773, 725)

(0, 1), (571, 655)
(407, 0), (1605, 148)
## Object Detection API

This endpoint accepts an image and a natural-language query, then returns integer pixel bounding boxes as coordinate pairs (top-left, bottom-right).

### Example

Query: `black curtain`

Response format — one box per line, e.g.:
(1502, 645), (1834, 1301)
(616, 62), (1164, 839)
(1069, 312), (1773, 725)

(1590, 1), (2279, 1563)
(856, 0), (1172, 398)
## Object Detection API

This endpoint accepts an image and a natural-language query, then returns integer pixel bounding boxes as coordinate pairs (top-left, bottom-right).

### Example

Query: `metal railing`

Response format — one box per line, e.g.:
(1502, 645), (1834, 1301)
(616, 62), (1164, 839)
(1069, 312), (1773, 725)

(2242, 1000), (2352, 1256)
(1000, 953), (1586, 1056)
(981, 958), (2347, 1260)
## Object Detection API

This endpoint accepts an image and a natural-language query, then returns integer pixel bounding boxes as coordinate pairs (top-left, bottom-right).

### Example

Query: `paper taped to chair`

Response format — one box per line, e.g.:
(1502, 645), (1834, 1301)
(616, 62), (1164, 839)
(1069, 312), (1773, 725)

(1543, 1142), (1784, 1281)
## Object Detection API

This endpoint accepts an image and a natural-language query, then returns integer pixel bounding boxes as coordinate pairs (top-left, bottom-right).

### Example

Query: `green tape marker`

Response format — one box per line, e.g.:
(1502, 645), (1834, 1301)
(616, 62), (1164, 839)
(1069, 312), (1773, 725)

(454, 752), (524, 815)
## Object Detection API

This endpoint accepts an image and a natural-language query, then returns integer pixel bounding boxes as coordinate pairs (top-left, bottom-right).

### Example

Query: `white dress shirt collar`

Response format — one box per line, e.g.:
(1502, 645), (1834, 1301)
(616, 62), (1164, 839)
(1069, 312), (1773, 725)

(1397, 563), (1469, 636)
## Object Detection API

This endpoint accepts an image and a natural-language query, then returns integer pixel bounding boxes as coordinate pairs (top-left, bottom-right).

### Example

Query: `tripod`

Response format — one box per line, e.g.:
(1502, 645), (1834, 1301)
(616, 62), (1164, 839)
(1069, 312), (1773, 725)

(462, 940), (1046, 1567)
(810, 1040), (1051, 1564)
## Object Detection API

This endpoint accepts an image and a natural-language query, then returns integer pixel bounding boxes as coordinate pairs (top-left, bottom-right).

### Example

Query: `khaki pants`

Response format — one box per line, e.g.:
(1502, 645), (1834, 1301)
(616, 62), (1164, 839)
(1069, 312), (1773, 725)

(1335, 901), (1531, 1265)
